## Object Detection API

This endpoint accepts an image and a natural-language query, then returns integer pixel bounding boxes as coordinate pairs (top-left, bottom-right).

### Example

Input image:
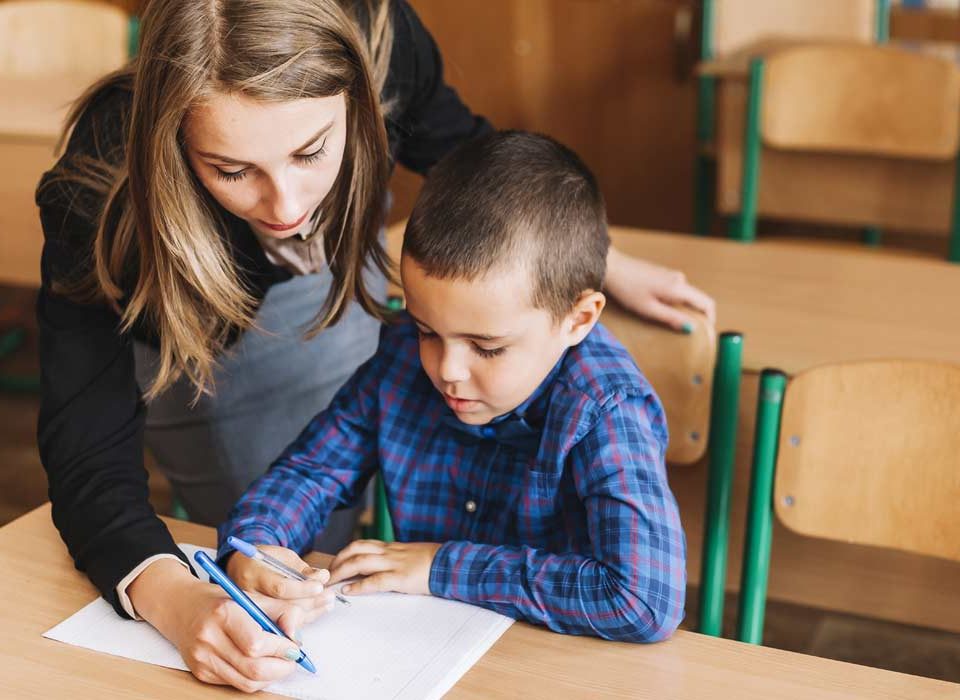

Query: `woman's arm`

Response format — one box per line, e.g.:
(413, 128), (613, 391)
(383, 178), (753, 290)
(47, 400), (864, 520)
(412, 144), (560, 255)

(388, 0), (493, 174)
(605, 245), (716, 332)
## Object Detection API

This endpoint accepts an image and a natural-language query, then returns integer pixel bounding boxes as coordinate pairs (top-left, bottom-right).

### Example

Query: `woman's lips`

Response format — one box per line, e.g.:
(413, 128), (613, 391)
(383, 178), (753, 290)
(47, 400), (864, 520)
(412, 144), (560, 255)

(258, 211), (308, 232)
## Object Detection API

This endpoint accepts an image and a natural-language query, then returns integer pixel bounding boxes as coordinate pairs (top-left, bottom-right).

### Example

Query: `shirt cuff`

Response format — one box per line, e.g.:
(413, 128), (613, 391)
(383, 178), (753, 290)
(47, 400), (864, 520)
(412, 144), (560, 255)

(115, 554), (191, 620)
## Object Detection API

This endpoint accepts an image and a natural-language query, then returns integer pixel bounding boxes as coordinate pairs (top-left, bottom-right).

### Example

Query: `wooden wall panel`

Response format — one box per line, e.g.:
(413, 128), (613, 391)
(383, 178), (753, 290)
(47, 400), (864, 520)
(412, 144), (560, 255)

(390, 1), (697, 231)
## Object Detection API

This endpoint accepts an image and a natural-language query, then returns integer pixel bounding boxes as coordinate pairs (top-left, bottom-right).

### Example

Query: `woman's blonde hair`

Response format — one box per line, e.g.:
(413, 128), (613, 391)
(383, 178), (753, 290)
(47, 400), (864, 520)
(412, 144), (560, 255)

(45, 0), (395, 400)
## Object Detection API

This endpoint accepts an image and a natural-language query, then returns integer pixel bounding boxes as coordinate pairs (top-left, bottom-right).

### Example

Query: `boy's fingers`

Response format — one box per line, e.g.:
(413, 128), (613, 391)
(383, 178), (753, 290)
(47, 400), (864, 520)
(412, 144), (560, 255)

(342, 572), (394, 596)
(303, 566), (331, 583)
(328, 552), (390, 583)
(252, 572), (327, 601)
(329, 541), (386, 572)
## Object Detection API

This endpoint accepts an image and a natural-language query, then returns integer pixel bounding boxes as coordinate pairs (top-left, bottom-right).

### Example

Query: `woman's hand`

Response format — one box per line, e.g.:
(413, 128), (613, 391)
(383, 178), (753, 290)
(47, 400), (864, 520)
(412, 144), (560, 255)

(605, 246), (716, 332)
(328, 540), (442, 596)
(128, 558), (315, 693)
(225, 544), (335, 615)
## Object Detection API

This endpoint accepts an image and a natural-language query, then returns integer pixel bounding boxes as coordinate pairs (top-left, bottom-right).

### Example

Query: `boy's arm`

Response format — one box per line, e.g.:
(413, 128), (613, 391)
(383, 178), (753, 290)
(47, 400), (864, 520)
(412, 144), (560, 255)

(216, 344), (385, 562)
(429, 392), (686, 643)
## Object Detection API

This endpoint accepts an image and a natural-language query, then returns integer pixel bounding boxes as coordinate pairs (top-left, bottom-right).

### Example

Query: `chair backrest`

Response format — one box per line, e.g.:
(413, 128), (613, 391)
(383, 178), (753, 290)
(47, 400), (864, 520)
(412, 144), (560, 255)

(386, 222), (717, 465)
(711, 0), (877, 58)
(600, 304), (715, 465)
(0, 0), (128, 78)
(761, 44), (960, 160)
(774, 360), (960, 563)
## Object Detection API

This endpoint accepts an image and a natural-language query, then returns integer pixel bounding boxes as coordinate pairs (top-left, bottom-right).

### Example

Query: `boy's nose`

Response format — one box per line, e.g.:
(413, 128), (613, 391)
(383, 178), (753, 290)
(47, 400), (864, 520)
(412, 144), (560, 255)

(438, 348), (470, 384)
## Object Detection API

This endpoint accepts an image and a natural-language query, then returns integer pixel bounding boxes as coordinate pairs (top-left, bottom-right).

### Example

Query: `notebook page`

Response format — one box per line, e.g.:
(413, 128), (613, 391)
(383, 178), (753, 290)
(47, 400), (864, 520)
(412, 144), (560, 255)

(43, 544), (513, 700)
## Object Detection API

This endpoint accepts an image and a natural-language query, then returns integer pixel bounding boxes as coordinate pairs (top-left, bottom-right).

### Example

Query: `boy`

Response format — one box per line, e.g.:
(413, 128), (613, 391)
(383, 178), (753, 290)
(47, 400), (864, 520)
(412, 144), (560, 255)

(219, 130), (686, 642)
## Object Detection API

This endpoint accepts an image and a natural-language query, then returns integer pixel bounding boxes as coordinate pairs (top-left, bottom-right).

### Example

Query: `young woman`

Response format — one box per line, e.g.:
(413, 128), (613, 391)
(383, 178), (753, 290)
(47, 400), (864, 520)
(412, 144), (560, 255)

(36, 0), (714, 691)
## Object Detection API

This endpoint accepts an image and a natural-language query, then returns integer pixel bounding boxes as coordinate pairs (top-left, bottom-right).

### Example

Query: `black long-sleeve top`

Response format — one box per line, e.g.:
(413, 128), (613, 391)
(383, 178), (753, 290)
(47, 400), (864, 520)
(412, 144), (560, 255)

(35, 0), (490, 617)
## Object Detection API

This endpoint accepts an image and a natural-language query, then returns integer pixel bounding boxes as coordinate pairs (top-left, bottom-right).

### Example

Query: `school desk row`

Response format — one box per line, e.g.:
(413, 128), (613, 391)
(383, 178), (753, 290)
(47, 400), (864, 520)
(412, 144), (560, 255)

(2, 504), (955, 699)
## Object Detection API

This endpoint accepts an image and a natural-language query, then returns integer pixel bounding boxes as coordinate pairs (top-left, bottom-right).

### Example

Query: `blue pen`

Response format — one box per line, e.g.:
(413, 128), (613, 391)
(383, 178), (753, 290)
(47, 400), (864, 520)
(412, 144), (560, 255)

(193, 551), (317, 674)
(227, 535), (351, 606)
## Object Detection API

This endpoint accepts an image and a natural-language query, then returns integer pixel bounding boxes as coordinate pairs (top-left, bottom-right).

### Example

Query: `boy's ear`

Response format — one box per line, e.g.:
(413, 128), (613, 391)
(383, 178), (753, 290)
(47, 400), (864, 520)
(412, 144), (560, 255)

(563, 290), (606, 346)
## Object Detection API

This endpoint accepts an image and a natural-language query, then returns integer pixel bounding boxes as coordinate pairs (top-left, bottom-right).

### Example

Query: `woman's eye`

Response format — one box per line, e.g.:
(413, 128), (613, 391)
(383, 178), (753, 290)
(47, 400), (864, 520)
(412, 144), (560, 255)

(214, 167), (249, 182)
(295, 139), (327, 165)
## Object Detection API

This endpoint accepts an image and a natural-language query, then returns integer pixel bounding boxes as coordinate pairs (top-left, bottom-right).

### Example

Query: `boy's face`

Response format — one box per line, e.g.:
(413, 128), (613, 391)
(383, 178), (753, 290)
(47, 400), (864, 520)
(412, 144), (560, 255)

(401, 255), (603, 425)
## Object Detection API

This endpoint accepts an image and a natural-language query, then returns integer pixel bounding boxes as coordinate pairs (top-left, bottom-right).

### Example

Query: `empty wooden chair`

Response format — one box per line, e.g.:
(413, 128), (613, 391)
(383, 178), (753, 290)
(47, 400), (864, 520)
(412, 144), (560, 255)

(695, 0), (889, 235)
(731, 43), (960, 262)
(737, 360), (960, 644)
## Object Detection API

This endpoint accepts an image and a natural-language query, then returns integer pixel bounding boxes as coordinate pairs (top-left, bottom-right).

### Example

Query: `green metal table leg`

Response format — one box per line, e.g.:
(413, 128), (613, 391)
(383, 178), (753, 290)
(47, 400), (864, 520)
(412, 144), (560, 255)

(736, 369), (786, 645)
(698, 332), (744, 636)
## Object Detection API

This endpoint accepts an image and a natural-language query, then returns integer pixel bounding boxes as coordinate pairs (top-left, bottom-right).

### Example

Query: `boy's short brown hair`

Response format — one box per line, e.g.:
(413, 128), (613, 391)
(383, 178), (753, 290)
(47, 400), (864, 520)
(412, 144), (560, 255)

(403, 130), (609, 319)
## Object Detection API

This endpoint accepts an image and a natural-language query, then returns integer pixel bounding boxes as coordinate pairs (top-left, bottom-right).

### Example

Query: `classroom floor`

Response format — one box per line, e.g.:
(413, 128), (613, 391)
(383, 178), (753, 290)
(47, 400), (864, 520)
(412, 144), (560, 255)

(2, 283), (958, 685)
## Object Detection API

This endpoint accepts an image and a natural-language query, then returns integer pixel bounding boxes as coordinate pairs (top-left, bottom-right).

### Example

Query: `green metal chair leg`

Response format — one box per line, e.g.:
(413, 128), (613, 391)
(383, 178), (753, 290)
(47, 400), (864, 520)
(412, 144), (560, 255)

(862, 227), (882, 247)
(949, 155), (960, 263)
(694, 0), (716, 236)
(694, 72), (717, 237)
(736, 369), (786, 645)
(730, 59), (764, 242)
(128, 16), (140, 58)
(875, 0), (890, 43)
(372, 474), (395, 542)
(698, 332), (743, 636)
(170, 497), (190, 521)
(694, 153), (715, 237)
(0, 328), (41, 393)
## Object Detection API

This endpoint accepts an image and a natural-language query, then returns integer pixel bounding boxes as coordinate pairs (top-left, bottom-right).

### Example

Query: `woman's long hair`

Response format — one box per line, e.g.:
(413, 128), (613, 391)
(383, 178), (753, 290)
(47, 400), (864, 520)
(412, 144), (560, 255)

(44, 0), (394, 400)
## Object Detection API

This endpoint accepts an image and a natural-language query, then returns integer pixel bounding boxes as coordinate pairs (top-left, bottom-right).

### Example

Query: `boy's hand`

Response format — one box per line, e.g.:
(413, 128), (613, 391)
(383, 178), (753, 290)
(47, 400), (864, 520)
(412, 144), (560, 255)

(327, 540), (442, 596)
(226, 544), (336, 614)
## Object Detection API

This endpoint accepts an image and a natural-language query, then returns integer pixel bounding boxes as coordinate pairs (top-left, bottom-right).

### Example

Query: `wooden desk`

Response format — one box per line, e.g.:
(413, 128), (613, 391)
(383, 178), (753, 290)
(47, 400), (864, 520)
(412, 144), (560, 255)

(610, 228), (960, 635)
(701, 39), (960, 238)
(0, 75), (87, 288)
(611, 227), (960, 374)
(1, 504), (956, 699)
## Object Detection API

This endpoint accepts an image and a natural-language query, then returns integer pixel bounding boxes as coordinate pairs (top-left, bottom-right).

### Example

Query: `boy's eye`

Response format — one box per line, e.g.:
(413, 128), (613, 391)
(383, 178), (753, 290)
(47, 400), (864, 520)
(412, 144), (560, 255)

(473, 344), (505, 359)
(416, 328), (437, 339)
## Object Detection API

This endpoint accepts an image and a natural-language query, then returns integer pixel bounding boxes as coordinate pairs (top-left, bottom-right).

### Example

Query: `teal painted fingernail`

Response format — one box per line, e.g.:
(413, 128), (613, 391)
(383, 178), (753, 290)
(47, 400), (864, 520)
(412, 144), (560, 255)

(681, 322), (693, 335)
(284, 647), (301, 661)
(294, 630), (303, 643)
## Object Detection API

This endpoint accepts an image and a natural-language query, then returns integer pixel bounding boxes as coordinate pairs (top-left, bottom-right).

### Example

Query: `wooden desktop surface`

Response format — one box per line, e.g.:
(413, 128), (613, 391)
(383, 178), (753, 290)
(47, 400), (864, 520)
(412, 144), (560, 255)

(609, 228), (960, 375)
(1, 503), (956, 699)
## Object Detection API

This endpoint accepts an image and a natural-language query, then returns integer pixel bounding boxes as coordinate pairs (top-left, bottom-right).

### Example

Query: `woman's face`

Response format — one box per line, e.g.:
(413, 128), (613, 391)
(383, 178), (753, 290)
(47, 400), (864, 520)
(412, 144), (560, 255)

(183, 92), (347, 239)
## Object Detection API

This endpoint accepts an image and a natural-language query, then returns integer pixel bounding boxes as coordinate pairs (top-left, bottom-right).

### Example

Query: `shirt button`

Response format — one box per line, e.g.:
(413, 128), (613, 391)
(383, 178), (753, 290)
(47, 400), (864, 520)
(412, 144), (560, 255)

(481, 426), (496, 439)
(465, 500), (477, 513)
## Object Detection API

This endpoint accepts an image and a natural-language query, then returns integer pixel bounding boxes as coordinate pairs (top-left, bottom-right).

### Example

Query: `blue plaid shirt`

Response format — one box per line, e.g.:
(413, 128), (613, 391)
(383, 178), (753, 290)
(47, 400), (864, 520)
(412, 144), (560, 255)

(218, 314), (686, 642)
